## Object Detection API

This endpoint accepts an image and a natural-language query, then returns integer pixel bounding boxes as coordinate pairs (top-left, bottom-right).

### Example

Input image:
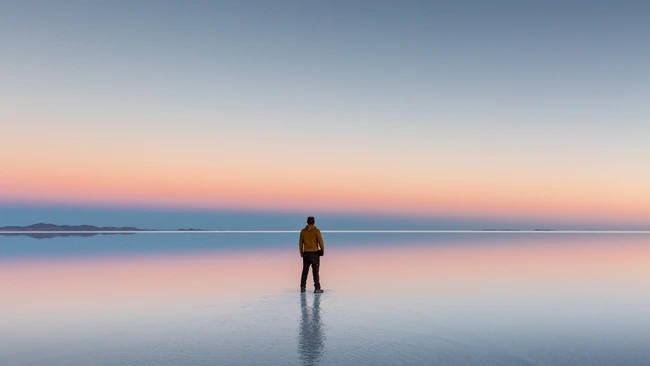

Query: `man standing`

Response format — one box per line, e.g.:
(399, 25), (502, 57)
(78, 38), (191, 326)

(299, 216), (324, 293)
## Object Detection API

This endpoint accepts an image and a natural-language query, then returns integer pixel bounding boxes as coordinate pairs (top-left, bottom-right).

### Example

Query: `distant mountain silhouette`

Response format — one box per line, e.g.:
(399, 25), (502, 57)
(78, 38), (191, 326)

(0, 223), (205, 239)
(0, 223), (144, 239)
(0, 223), (146, 231)
(1, 232), (116, 239)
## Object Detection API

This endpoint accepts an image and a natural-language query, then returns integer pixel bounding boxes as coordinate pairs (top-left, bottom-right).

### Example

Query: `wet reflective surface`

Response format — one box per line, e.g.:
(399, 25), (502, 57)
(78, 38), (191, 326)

(2, 233), (650, 365)
(299, 293), (325, 365)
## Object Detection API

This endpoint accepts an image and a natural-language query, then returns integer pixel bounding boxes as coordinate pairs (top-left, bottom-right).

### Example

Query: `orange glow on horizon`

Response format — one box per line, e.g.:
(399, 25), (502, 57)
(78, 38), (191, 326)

(3, 154), (650, 225)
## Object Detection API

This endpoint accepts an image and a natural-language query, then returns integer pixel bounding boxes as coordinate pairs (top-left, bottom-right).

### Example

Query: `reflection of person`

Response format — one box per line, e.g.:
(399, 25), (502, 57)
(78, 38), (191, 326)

(299, 216), (325, 293)
(298, 293), (325, 365)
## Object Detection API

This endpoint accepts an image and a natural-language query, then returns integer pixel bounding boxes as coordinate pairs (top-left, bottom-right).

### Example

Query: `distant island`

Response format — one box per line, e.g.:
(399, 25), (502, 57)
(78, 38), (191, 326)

(0, 223), (147, 232)
(0, 223), (205, 239)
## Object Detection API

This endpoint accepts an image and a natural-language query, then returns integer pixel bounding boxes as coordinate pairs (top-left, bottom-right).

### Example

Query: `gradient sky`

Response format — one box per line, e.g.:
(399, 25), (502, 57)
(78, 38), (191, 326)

(2, 1), (650, 228)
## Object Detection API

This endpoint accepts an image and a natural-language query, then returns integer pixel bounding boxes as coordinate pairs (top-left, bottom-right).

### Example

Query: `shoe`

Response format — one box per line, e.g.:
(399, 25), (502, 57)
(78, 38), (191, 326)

(314, 289), (324, 293)
(300, 287), (306, 293)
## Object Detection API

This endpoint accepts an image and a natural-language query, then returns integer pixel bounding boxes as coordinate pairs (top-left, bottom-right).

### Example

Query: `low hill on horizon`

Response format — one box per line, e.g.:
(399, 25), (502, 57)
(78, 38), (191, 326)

(0, 223), (210, 239)
(0, 223), (147, 231)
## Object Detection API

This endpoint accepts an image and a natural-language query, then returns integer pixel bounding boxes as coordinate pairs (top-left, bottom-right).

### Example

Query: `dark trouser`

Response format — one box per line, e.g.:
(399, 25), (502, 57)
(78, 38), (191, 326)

(301, 252), (321, 289)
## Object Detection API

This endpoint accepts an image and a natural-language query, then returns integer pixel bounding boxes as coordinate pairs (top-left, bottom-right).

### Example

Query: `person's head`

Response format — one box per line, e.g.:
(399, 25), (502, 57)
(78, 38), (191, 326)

(307, 216), (315, 225)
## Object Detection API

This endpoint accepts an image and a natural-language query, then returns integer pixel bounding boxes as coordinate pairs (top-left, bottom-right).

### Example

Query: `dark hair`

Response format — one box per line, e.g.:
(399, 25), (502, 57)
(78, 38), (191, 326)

(307, 216), (315, 225)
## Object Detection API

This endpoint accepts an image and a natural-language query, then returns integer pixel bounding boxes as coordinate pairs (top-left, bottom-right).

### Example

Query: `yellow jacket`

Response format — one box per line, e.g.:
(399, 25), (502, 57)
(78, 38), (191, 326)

(299, 224), (324, 255)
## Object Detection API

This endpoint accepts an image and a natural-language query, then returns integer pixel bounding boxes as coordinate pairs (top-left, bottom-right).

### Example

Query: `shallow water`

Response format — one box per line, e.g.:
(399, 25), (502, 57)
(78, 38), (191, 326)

(2, 233), (650, 365)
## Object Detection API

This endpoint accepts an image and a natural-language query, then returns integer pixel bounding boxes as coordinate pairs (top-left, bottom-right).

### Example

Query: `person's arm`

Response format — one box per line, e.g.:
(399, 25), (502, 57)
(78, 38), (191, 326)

(317, 229), (324, 256)
(298, 231), (304, 257)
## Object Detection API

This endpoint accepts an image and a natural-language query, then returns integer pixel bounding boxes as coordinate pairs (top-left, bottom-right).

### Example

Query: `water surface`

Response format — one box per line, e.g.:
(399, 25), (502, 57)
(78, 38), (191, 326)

(2, 233), (649, 365)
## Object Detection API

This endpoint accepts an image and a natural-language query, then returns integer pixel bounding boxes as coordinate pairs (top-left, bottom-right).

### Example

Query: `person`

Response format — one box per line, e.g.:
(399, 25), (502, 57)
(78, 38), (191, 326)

(299, 216), (324, 293)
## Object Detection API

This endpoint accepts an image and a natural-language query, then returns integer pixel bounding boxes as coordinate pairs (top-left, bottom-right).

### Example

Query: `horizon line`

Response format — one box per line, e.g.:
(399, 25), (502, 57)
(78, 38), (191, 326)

(2, 230), (650, 234)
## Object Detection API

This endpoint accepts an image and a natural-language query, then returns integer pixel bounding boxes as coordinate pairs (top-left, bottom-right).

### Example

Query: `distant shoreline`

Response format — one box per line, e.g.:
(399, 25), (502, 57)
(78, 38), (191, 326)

(3, 230), (650, 234)
(0, 223), (206, 239)
(2, 224), (650, 237)
(0, 223), (206, 232)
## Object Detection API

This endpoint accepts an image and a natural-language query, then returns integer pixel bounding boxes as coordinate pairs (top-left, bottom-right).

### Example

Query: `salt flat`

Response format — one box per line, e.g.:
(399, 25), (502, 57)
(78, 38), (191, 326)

(2, 233), (650, 365)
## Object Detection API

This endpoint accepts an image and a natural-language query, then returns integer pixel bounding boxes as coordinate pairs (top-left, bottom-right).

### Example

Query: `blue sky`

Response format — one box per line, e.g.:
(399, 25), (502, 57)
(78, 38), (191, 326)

(2, 1), (650, 229)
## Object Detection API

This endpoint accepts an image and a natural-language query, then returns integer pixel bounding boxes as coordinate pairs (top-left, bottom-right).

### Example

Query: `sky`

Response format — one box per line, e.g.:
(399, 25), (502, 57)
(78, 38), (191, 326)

(2, 1), (650, 229)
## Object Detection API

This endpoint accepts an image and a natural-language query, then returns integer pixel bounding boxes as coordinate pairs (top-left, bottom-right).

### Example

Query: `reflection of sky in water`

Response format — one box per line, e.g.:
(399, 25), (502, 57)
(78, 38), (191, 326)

(2, 234), (650, 365)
